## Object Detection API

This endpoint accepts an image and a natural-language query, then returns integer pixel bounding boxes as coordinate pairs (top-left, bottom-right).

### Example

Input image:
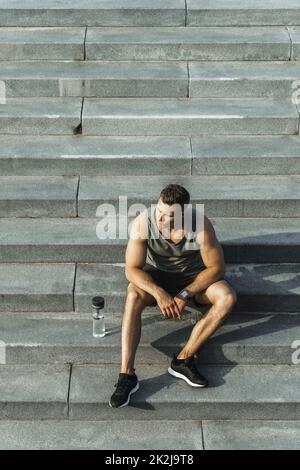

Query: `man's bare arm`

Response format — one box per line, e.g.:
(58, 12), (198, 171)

(125, 212), (165, 299)
(183, 216), (225, 297)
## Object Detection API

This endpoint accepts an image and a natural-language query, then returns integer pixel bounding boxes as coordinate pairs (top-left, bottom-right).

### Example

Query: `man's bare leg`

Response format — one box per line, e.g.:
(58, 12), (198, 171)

(121, 282), (156, 374)
(177, 280), (237, 360)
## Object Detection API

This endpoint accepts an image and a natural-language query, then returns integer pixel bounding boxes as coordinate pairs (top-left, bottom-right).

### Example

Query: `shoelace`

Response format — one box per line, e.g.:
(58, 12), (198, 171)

(186, 359), (199, 376)
(114, 377), (134, 391)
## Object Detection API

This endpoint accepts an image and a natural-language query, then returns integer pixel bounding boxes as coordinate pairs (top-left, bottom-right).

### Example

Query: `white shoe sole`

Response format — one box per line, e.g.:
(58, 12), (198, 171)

(168, 367), (207, 388)
(109, 381), (140, 408)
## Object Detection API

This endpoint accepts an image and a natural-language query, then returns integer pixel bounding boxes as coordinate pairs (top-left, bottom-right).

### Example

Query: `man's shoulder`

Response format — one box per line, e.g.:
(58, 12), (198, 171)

(128, 209), (149, 243)
(194, 213), (216, 246)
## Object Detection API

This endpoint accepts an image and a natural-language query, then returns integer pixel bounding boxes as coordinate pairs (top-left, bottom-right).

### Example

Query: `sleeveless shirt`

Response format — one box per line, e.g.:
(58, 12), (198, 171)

(145, 205), (206, 274)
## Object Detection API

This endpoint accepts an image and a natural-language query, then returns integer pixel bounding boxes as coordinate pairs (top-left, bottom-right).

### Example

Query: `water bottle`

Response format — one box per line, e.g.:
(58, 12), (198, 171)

(92, 296), (105, 338)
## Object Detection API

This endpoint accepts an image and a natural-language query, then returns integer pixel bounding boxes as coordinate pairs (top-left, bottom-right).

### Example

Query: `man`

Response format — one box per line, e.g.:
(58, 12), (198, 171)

(109, 184), (237, 408)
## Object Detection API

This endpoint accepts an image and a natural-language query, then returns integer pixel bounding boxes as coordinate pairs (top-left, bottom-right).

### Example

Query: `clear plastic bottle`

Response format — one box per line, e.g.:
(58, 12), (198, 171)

(92, 296), (105, 338)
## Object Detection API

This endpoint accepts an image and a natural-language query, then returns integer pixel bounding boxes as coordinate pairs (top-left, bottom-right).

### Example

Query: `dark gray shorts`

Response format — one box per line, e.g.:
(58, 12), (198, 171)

(142, 263), (206, 306)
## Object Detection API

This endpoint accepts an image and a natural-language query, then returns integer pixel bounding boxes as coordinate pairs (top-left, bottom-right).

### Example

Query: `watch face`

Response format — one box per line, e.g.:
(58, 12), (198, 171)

(180, 290), (190, 299)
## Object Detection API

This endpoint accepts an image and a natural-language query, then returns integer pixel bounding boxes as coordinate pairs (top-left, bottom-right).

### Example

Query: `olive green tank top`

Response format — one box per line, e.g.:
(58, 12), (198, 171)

(145, 205), (205, 274)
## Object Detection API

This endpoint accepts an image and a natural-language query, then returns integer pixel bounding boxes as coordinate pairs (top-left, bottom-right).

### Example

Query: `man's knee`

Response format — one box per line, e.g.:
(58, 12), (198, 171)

(216, 288), (237, 316)
(126, 283), (149, 307)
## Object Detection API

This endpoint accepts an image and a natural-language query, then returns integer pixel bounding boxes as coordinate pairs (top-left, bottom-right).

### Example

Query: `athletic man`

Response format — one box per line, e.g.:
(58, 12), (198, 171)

(109, 184), (237, 408)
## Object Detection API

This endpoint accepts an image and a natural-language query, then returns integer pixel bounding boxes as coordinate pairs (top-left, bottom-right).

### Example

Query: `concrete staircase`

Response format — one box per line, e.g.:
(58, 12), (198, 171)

(0, 0), (299, 450)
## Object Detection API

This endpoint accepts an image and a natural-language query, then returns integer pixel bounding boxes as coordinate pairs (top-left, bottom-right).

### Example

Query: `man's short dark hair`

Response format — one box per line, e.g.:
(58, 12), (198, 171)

(159, 184), (190, 210)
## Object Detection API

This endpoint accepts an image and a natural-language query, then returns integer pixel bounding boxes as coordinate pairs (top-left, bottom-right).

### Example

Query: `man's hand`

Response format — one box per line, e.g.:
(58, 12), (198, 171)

(174, 296), (188, 317)
(156, 289), (183, 320)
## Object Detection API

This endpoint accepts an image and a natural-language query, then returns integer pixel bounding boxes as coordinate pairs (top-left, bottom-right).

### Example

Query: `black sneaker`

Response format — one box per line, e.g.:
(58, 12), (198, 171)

(168, 353), (208, 388)
(109, 370), (140, 408)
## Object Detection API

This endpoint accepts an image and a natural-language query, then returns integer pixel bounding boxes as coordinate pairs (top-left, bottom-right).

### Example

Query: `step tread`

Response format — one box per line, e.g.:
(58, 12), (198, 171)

(0, 97), (82, 116)
(0, 418), (299, 450)
(71, 363), (300, 403)
(69, 363), (300, 420)
(202, 420), (300, 451)
(0, 418), (204, 450)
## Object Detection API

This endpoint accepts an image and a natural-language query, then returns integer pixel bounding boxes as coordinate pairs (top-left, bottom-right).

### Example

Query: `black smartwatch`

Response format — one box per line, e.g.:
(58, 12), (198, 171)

(177, 289), (193, 301)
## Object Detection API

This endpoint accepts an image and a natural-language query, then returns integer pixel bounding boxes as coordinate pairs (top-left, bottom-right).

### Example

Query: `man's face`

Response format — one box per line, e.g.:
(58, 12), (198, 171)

(155, 199), (184, 235)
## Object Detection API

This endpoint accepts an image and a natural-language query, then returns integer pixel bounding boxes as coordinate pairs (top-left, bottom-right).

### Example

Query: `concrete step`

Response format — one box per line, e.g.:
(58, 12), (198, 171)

(189, 61), (300, 98)
(0, 262), (298, 314)
(290, 28), (300, 60)
(0, 419), (299, 450)
(0, 1), (186, 27)
(85, 27), (292, 61)
(0, 176), (78, 217)
(0, 364), (70, 420)
(0, 175), (298, 219)
(0, 61), (188, 98)
(2, 61), (300, 99)
(0, 135), (299, 177)
(75, 263), (300, 313)
(0, 363), (298, 421)
(0, 27), (85, 60)
(0, 98), (82, 135)
(0, 313), (298, 366)
(187, 1), (300, 27)
(78, 175), (300, 218)
(0, 419), (204, 450)
(0, 263), (75, 312)
(202, 420), (300, 450)
(0, 217), (299, 264)
(191, 135), (300, 175)
(82, 98), (299, 136)
(0, 135), (192, 176)
(69, 364), (300, 420)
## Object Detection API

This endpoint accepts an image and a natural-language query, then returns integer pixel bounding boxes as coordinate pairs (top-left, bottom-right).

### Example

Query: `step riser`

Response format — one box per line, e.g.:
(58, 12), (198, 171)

(0, 246), (299, 265)
(83, 114), (299, 136)
(86, 44), (291, 62)
(75, 295), (300, 314)
(1, 156), (300, 176)
(190, 81), (297, 99)
(187, 10), (300, 28)
(4, 345), (296, 367)
(0, 293), (298, 315)
(1, 116), (298, 136)
(0, 201), (299, 218)
(69, 403), (300, 422)
(0, 7), (186, 28)
(83, 118), (299, 136)
(0, 201), (77, 218)
(0, 118), (80, 136)
(0, 78), (188, 98)
(0, 6), (300, 28)
(0, 295), (74, 313)
(78, 201), (300, 219)
(0, 45), (84, 61)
